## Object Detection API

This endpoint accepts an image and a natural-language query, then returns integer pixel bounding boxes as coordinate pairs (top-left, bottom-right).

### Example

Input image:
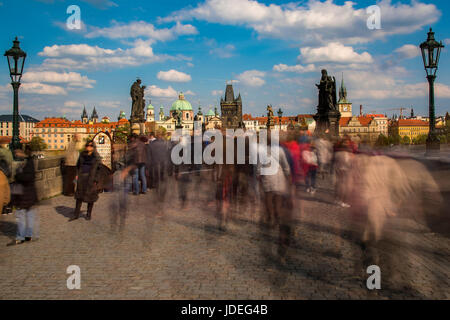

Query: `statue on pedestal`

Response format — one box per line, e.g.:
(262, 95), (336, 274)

(314, 69), (340, 137)
(130, 79), (147, 134)
(266, 105), (275, 128)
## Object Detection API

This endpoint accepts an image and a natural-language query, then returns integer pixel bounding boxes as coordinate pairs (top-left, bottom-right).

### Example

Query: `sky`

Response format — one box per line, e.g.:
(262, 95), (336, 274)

(0, 0), (449, 121)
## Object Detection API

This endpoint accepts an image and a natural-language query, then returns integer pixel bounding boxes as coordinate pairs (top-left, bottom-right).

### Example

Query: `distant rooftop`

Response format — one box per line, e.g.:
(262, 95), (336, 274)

(0, 114), (40, 123)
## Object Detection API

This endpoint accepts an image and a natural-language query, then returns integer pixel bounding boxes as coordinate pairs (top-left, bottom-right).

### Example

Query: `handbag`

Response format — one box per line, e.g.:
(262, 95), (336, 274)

(10, 182), (24, 195)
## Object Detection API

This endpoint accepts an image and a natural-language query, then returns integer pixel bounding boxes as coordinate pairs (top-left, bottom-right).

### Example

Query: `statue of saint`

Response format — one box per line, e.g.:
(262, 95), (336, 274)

(130, 79), (147, 122)
(267, 105), (274, 119)
(316, 70), (337, 113)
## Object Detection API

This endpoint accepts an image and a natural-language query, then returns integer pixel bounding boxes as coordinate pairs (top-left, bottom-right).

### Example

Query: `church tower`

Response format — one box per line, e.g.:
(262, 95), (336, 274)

(159, 106), (165, 121)
(220, 82), (243, 129)
(146, 101), (155, 122)
(81, 106), (88, 124)
(90, 107), (99, 124)
(337, 74), (352, 117)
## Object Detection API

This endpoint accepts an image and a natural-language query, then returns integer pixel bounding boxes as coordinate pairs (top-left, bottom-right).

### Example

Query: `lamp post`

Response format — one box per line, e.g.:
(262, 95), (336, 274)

(4, 37), (26, 153)
(277, 108), (283, 130)
(420, 28), (444, 154)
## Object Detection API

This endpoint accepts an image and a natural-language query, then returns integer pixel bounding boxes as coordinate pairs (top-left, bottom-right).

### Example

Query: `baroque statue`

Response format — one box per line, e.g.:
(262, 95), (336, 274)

(316, 69), (337, 113)
(130, 78), (146, 122)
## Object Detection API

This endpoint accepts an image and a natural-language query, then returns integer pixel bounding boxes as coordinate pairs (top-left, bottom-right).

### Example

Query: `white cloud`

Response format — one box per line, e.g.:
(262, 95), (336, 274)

(97, 100), (122, 108)
(209, 44), (236, 58)
(444, 39), (450, 46)
(146, 85), (178, 98)
(64, 101), (82, 108)
(38, 40), (166, 70)
(163, 0), (440, 45)
(86, 21), (198, 41)
(299, 42), (373, 65)
(22, 71), (96, 88)
(22, 83), (67, 95)
(237, 70), (266, 87)
(157, 69), (192, 82)
(345, 70), (450, 100)
(184, 90), (195, 96)
(273, 63), (316, 73)
(395, 44), (420, 59)
(211, 90), (223, 96)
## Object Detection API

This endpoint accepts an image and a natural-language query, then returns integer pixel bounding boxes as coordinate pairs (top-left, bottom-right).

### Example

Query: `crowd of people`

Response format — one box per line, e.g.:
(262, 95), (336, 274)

(1, 128), (445, 289)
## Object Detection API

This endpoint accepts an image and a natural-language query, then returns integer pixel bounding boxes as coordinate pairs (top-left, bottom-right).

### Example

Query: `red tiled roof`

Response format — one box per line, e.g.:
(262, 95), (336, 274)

(339, 116), (375, 127)
(398, 119), (429, 126)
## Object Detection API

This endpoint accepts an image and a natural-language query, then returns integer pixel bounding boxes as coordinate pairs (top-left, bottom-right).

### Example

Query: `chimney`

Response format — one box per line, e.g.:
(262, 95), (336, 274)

(360, 105), (363, 116)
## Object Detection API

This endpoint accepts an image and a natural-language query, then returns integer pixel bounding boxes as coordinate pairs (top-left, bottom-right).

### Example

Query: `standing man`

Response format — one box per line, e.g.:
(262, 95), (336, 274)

(63, 134), (80, 196)
(129, 134), (147, 195)
(8, 145), (39, 245)
(0, 139), (13, 215)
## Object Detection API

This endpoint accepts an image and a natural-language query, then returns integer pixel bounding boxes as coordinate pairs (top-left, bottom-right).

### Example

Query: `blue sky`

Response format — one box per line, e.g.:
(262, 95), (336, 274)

(0, 0), (449, 120)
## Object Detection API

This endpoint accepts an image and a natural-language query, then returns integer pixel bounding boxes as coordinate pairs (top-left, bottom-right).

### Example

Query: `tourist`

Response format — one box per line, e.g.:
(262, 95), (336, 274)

(0, 139), (13, 215)
(70, 140), (102, 221)
(0, 165), (10, 217)
(129, 134), (148, 195)
(63, 134), (80, 196)
(7, 145), (39, 246)
(303, 143), (319, 194)
(147, 130), (172, 217)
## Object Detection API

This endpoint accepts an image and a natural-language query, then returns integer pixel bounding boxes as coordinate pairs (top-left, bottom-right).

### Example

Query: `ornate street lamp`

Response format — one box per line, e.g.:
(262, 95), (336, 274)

(420, 28), (444, 154)
(4, 37), (26, 153)
(277, 108), (283, 130)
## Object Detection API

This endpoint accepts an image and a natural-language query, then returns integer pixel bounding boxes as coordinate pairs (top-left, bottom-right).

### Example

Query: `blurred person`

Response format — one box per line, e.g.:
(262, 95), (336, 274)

(70, 140), (102, 221)
(257, 132), (293, 263)
(333, 135), (356, 208)
(63, 134), (80, 196)
(146, 132), (156, 189)
(129, 134), (148, 195)
(0, 140), (13, 215)
(148, 130), (172, 216)
(109, 158), (132, 235)
(0, 139), (13, 181)
(315, 134), (333, 179)
(0, 166), (10, 217)
(7, 146), (39, 246)
(303, 143), (319, 194)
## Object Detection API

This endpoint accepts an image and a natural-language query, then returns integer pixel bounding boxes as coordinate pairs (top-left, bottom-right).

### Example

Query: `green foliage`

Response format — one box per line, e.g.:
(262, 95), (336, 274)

(401, 135), (411, 145)
(28, 136), (47, 152)
(114, 123), (130, 144)
(412, 134), (427, 145)
(388, 133), (401, 145)
(375, 134), (389, 146)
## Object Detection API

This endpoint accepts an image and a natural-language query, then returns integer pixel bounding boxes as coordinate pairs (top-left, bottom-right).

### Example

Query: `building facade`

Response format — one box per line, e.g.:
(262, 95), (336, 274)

(220, 83), (243, 129)
(0, 114), (39, 142)
(390, 119), (429, 140)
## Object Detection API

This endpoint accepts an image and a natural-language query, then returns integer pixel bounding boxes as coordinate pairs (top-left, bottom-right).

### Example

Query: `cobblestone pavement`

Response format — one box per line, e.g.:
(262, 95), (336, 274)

(0, 174), (449, 300)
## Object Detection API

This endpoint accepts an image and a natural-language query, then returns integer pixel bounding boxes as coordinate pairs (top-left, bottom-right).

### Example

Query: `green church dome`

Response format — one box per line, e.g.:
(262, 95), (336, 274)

(170, 92), (192, 112)
(147, 103), (154, 110)
(206, 109), (215, 116)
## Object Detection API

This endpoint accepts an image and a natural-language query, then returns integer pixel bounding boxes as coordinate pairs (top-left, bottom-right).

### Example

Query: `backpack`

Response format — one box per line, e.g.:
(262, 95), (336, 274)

(0, 159), (11, 178)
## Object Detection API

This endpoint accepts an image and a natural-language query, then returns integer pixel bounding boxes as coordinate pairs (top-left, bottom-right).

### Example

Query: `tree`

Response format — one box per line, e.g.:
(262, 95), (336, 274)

(388, 133), (401, 145)
(29, 136), (47, 152)
(113, 123), (130, 144)
(401, 135), (411, 145)
(413, 134), (428, 145)
(375, 134), (389, 146)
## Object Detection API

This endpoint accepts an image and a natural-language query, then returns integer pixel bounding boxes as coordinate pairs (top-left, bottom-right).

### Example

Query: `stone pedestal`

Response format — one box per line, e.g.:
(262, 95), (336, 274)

(313, 110), (340, 137)
(130, 121), (145, 135)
